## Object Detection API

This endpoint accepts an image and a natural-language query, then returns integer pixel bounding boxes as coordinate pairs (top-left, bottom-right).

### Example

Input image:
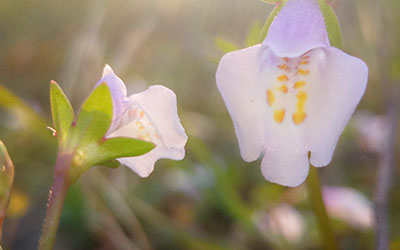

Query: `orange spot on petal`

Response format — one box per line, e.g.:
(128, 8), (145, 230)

(293, 91), (307, 125)
(274, 109), (286, 124)
(293, 112), (307, 125)
(278, 85), (288, 93)
(267, 89), (275, 106)
(294, 81), (306, 89)
(296, 91), (307, 103)
(297, 69), (310, 75)
(278, 64), (290, 71)
(277, 74), (289, 81)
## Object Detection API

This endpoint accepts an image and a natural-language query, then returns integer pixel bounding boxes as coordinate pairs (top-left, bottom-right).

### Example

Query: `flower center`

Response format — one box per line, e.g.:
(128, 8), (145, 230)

(119, 105), (161, 143)
(266, 55), (310, 125)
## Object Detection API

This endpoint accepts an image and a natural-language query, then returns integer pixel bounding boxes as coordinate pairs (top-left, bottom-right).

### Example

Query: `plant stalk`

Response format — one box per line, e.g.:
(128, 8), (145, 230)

(374, 86), (399, 250)
(38, 153), (72, 250)
(306, 166), (338, 250)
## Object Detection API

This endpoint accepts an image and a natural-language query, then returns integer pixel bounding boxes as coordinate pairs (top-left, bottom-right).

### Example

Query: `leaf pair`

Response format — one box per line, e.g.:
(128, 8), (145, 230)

(50, 82), (155, 182)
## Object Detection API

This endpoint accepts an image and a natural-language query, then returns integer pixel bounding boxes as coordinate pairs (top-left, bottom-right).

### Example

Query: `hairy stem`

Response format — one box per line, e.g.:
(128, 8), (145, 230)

(307, 166), (338, 250)
(38, 153), (72, 250)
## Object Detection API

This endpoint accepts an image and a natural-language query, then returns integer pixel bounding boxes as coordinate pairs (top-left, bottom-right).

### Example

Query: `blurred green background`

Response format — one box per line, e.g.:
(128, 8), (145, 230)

(0, 0), (399, 249)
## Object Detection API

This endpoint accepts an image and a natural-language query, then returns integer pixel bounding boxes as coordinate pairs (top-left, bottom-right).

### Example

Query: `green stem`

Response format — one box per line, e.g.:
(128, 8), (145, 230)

(38, 153), (72, 250)
(306, 166), (338, 250)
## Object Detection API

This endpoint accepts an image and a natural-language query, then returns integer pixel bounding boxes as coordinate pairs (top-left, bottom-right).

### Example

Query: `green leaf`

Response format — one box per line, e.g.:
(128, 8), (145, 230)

(214, 38), (239, 54)
(318, 0), (343, 48)
(259, 0), (288, 43)
(90, 137), (155, 166)
(245, 22), (262, 47)
(74, 83), (113, 145)
(0, 84), (54, 143)
(50, 81), (74, 143)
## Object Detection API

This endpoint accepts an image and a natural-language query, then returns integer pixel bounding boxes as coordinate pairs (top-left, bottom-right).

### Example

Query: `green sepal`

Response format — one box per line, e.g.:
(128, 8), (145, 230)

(245, 22), (263, 47)
(259, 0), (288, 43)
(97, 159), (120, 169)
(86, 137), (155, 167)
(50, 81), (74, 143)
(69, 137), (155, 182)
(317, 0), (343, 49)
(214, 38), (239, 54)
(73, 83), (113, 146)
(52, 83), (156, 182)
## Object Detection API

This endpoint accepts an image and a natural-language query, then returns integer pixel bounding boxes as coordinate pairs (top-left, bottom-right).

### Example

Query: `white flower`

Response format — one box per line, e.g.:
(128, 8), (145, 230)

(96, 65), (188, 177)
(216, 0), (368, 186)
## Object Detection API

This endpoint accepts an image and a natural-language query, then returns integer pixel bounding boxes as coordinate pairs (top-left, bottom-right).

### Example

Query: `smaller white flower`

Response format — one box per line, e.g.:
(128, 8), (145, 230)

(95, 65), (188, 177)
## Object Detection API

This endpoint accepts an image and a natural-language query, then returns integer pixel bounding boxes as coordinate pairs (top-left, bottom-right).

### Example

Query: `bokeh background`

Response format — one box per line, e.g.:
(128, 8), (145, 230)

(0, 0), (399, 249)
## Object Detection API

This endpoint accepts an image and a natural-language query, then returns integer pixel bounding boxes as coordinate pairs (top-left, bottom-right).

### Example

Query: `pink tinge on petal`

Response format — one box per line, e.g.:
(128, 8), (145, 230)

(263, 0), (330, 58)
(95, 65), (129, 131)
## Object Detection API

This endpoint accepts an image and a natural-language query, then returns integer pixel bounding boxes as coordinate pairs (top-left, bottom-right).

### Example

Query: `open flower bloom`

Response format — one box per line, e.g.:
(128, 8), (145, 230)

(95, 65), (187, 177)
(216, 0), (368, 186)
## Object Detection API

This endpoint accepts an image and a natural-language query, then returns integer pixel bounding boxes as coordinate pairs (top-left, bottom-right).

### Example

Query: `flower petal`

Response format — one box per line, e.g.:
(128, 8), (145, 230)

(129, 85), (187, 149)
(263, 0), (330, 58)
(261, 136), (310, 187)
(107, 85), (187, 177)
(96, 65), (128, 130)
(118, 146), (185, 177)
(294, 47), (368, 167)
(216, 45), (267, 161)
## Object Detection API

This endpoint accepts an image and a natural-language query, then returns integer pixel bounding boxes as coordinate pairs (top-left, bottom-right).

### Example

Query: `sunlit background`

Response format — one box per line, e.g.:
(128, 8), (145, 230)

(0, 0), (399, 249)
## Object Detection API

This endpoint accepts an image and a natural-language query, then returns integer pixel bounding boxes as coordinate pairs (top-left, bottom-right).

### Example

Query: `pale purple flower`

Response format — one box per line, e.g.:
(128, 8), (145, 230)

(354, 112), (388, 153)
(254, 204), (305, 243)
(96, 65), (187, 177)
(323, 186), (374, 230)
(216, 0), (368, 186)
